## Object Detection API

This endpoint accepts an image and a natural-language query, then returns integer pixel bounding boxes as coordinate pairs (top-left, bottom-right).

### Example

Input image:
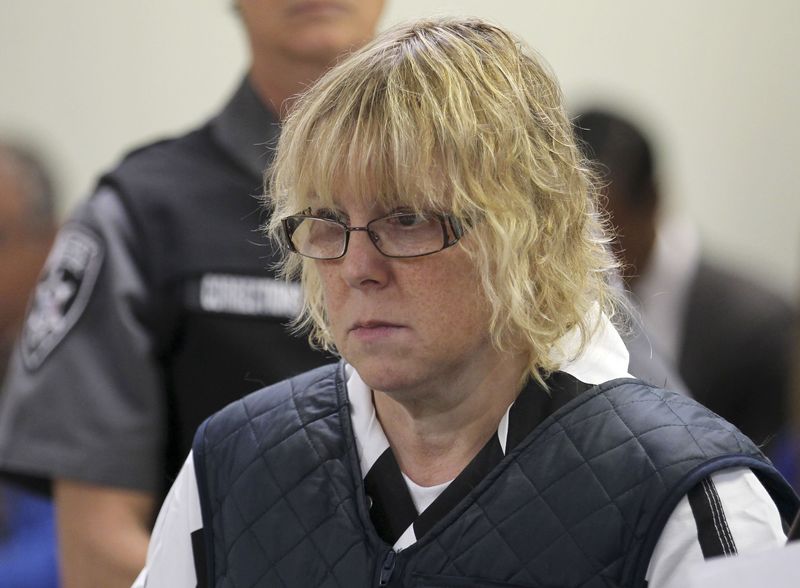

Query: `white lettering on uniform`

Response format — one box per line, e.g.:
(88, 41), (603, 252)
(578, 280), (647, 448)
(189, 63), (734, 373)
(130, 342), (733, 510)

(199, 274), (302, 318)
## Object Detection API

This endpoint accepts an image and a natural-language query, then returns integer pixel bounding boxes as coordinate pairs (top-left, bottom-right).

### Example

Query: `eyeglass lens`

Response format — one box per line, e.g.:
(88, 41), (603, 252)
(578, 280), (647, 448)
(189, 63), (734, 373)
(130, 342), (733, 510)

(288, 214), (449, 259)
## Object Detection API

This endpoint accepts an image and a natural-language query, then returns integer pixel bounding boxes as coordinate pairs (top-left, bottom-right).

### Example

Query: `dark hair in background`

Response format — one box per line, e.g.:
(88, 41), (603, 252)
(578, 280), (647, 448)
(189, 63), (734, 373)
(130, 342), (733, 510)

(573, 110), (656, 210)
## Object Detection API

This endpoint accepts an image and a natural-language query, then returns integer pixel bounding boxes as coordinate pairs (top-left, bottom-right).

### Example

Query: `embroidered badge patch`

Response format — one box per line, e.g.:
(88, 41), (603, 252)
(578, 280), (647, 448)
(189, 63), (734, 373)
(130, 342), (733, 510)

(21, 228), (104, 370)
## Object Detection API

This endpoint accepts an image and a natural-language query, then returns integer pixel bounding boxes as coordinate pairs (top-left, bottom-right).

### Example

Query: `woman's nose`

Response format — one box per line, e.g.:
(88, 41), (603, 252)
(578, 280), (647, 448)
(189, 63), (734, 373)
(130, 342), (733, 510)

(339, 228), (389, 289)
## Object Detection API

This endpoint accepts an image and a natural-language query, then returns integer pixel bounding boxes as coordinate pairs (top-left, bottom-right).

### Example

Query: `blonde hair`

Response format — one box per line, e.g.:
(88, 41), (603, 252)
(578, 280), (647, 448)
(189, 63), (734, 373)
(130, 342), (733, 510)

(266, 17), (619, 382)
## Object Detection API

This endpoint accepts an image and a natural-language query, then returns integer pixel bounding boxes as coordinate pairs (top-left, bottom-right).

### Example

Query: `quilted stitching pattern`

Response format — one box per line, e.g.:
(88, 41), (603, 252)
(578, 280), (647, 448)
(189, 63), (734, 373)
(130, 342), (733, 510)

(198, 365), (372, 587)
(196, 369), (785, 588)
(404, 381), (765, 587)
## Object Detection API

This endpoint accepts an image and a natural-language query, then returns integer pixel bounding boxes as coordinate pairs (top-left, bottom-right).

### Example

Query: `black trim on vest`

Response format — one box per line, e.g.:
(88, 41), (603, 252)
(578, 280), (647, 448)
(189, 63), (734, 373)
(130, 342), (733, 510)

(193, 421), (217, 585)
(365, 449), (418, 544)
(366, 372), (593, 546)
(507, 371), (592, 450)
(625, 454), (799, 587)
(414, 435), (504, 540)
(191, 528), (209, 588)
(688, 477), (737, 558)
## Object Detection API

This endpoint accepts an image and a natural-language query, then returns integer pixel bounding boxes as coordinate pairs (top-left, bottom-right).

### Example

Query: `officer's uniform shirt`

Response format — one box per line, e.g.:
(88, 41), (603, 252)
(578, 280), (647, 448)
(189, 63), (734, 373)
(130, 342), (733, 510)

(0, 78), (327, 495)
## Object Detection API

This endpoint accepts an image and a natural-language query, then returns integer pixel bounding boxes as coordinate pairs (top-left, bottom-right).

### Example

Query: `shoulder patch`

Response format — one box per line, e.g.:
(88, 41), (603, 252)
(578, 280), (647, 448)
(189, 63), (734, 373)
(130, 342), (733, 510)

(21, 227), (104, 370)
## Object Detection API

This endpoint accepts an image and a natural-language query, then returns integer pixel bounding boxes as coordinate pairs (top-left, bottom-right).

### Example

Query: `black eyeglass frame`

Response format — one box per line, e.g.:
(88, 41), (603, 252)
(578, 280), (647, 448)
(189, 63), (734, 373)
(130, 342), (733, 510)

(281, 212), (465, 260)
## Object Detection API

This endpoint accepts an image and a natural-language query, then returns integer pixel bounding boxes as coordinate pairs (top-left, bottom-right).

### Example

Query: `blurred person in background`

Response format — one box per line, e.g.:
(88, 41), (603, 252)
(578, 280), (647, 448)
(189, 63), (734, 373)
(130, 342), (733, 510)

(0, 141), (58, 587)
(0, 142), (57, 379)
(574, 109), (794, 460)
(0, 2), (385, 587)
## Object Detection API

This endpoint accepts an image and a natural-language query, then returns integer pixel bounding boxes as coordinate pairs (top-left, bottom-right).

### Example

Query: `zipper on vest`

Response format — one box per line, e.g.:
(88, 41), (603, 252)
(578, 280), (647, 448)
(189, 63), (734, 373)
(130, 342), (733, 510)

(378, 549), (397, 585)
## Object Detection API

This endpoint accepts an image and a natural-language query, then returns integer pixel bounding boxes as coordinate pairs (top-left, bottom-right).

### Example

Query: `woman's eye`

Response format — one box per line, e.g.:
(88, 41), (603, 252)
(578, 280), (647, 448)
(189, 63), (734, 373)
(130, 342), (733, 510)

(388, 212), (429, 227)
(399, 214), (425, 226)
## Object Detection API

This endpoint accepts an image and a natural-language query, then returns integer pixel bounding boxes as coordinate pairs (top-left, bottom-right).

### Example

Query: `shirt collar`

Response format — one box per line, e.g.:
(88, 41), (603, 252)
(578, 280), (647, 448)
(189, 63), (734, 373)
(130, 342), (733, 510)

(548, 304), (632, 384)
(209, 76), (281, 179)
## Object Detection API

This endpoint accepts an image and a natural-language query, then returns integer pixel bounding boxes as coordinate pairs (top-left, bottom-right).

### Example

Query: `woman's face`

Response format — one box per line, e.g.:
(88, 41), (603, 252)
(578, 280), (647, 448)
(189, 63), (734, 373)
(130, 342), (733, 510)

(313, 195), (499, 397)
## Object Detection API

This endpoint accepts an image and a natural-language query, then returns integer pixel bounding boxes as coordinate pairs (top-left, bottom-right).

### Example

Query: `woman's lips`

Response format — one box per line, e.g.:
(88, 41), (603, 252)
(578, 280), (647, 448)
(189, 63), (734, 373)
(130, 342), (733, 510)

(349, 321), (406, 342)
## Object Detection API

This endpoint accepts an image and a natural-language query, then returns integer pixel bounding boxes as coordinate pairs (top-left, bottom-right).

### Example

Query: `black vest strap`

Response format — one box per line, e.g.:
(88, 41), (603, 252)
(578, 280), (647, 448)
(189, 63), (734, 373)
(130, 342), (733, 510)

(366, 372), (593, 545)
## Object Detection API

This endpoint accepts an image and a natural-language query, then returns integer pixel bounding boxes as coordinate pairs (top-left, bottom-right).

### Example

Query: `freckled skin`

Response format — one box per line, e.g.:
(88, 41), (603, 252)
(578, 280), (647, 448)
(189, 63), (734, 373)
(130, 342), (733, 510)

(314, 197), (528, 483)
(315, 199), (502, 404)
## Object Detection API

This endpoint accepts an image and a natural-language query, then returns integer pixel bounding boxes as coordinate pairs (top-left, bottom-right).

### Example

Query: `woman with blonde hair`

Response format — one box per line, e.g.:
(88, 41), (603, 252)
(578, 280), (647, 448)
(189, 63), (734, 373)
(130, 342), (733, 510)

(135, 17), (797, 587)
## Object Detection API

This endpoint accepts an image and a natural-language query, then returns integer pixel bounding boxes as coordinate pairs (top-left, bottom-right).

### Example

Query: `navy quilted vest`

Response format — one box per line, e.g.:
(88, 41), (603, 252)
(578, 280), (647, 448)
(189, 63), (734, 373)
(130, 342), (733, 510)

(193, 363), (798, 587)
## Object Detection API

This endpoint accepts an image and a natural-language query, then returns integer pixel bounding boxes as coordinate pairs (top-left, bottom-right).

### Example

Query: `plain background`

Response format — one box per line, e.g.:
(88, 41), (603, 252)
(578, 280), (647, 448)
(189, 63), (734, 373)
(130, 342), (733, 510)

(2, 0), (798, 299)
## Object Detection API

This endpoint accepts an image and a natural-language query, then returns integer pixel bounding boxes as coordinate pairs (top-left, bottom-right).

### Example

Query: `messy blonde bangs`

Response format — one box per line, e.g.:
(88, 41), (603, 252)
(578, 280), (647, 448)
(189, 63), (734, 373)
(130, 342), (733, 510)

(267, 17), (619, 380)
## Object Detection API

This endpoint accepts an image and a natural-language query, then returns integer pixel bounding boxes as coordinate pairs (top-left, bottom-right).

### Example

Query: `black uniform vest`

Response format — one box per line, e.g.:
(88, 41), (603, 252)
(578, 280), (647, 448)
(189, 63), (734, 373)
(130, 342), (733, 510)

(192, 363), (799, 588)
(100, 126), (328, 479)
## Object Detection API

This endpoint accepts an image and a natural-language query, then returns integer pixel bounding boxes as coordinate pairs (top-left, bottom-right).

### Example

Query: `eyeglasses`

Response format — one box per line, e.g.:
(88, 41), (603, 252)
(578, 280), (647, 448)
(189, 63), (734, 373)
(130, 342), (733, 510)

(281, 211), (465, 260)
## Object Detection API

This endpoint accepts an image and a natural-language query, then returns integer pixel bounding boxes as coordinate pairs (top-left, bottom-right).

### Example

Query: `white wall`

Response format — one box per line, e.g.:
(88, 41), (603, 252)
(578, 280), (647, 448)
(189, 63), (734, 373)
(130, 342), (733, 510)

(3, 0), (798, 298)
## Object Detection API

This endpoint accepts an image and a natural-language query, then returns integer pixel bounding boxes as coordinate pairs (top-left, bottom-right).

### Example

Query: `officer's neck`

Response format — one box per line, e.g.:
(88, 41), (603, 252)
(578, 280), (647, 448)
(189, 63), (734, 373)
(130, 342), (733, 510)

(247, 56), (331, 122)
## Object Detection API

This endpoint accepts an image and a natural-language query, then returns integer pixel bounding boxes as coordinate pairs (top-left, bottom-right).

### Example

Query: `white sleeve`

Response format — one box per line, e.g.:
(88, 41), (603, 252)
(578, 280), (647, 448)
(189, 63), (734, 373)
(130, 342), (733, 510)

(132, 453), (202, 588)
(646, 467), (787, 588)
